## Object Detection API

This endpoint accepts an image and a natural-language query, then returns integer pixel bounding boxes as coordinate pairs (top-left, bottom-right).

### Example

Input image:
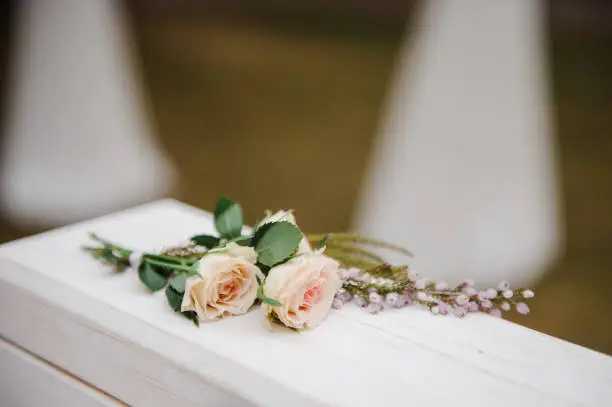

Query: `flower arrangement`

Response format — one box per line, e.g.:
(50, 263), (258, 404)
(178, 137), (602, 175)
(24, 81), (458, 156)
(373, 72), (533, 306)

(83, 197), (534, 331)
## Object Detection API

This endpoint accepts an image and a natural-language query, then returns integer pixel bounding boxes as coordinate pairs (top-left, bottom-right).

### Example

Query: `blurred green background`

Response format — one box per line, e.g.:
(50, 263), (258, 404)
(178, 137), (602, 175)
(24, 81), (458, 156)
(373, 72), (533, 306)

(1, 1), (611, 354)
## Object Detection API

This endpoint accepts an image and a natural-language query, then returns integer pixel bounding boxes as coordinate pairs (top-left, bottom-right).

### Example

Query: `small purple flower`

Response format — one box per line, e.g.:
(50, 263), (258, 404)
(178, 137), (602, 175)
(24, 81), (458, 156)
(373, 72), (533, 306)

(502, 290), (513, 299)
(353, 295), (368, 308)
(366, 275), (378, 284)
(385, 292), (400, 306)
(438, 302), (450, 315)
(485, 288), (498, 299)
(463, 287), (478, 297)
(480, 299), (493, 309)
(460, 279), (475, 287)
(477, 291), (489, 301)
(489, 308), (502, 318)
(355, 273), (367, 282)
(455, 294), (469, 306)
(340, 291), (353, 302)
(401, 292), (413, 306)
(522, 289), (535, 299)
(369, 292), (382, 304)
(498, 281), (510, 291)
(467, 301), (479, 312)
(435, 281), (449, 291)
(500, 301), (511, 311)
(453, 306), (468, 318)
(415, 279), (428, 290)
(332, 297), (344, 309)
(516, 302), (530, 315)
(368, 302), (383, 314)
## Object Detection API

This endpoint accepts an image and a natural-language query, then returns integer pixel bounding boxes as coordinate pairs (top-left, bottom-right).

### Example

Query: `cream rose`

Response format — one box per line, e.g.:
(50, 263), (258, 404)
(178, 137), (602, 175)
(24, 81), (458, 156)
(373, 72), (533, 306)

(263, 252), (341, 330)
(260, 210), (312, 255)
(182, 243), (262, 321)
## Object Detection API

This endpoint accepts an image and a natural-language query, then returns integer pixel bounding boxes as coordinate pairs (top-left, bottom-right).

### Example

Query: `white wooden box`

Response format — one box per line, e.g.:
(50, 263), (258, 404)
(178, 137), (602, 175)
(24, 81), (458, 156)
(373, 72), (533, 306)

(1, 199), (611, 406)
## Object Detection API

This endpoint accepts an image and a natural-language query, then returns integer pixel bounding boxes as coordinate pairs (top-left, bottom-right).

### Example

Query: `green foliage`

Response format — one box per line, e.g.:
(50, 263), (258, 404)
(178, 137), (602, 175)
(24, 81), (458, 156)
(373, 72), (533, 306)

(169, 273), (188, 292)
(186, 262), (202, 278)
(315, 235), (329, 250)
(255, 221), (302, 267)
(184, 311), (200, 327)
(165, 275), (199, 327)
(257, 284), (281, 306)
(214, 196), (243, 238)
(230, 235), (252, 246)
(307, 233), (413, 256)
(83, 246), (129, 271)
(138, 263), (168, 292)
(251, 222), (273, 247)
(191, 234), (220, 248)
(165, 283), (183, 312)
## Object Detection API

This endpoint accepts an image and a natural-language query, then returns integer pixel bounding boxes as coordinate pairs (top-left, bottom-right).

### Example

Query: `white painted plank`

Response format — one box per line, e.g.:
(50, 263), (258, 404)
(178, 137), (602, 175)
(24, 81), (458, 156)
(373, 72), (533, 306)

(0, 337), (123, 407)
(1, 199), (611, 406)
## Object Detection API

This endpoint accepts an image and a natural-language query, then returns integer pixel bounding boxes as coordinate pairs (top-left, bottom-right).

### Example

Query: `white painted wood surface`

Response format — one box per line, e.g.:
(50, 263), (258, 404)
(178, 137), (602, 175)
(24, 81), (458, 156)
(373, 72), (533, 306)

(0, 200), (610, 407)
(356, 0), (560, 287)
(0, 337), (123, 407)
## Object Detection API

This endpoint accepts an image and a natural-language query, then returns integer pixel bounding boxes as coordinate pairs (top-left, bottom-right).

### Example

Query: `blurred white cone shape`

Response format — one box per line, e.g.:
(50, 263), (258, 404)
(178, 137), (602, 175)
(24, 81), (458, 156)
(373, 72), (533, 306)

(355, 0), (561, 287)
(1, 0), (174, 227)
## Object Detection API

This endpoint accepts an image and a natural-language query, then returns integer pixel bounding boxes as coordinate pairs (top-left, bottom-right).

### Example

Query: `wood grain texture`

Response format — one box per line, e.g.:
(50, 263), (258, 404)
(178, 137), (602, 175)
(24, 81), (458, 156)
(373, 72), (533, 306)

(0, 337), (124, 407)
(1, 199), (611, 406)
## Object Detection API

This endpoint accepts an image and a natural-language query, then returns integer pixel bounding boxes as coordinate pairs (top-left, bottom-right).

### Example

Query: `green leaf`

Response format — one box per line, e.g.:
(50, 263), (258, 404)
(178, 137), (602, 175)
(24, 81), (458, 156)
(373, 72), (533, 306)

(257, 284), (281, 306)
(166, 284), (199, 327)
(165, 284), (183, 312)
(214, 196), (243, 238)
(251, 222), (273, 247)
(230, 235), (252, 246)
(183, 311), (200, 327)
(186, 262), (202, 278)
(190, 234), (220, 248)
(315, 235), (329, 250)
(169, 273), (188, 293)
(214, 196), (235, 218)
(255, 221), (302, 267)
(138, 263), (168, 292)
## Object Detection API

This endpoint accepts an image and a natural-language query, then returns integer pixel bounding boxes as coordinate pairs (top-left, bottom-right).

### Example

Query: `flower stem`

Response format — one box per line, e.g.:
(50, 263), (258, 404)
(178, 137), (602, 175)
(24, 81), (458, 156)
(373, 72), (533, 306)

(144, 258), (192, 273)
(146, 253), (196, 266)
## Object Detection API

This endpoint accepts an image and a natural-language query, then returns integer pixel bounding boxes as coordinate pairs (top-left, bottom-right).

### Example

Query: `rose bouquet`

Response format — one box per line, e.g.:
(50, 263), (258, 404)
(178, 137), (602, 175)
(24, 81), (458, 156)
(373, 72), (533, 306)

(83, 197), (534, 331)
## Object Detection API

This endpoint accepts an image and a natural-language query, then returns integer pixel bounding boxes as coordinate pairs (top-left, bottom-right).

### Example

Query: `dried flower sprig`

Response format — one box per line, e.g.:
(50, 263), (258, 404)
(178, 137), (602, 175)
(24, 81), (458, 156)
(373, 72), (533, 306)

(307, 234), (534, 318)
(330, 265), (534, 318)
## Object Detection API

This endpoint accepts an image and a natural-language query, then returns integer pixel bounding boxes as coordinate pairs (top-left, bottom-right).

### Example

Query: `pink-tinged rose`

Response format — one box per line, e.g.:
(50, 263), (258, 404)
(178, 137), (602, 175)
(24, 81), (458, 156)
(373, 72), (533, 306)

(260, 210), (312, 254)
(181, 244), (262, 321)
(263, 252), (341, 330)
(208, 242), (258, 263)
